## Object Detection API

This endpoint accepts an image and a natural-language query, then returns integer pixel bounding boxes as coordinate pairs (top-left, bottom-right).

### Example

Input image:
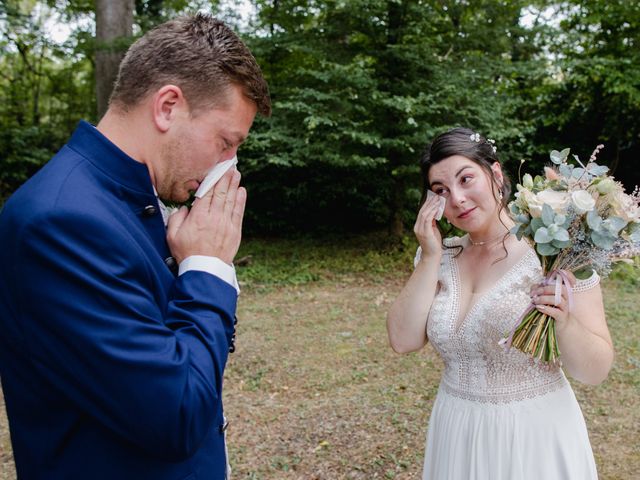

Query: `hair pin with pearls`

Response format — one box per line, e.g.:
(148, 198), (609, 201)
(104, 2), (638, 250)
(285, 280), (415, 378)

(469, 131), (497, 153)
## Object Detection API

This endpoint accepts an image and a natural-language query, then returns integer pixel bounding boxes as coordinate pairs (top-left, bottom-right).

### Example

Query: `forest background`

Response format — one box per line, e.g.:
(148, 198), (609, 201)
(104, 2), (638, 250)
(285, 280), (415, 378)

(1, 1), (639, 478)
(2, 0), (639, 235)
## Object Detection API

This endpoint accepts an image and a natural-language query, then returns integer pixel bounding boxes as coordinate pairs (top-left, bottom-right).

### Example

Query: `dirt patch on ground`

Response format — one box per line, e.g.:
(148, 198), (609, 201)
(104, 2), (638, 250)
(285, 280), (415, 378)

(0, 275), (637, 479)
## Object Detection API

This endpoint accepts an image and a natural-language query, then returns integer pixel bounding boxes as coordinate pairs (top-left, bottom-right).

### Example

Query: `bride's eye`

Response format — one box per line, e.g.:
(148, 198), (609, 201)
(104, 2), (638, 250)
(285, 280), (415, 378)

(461, 175), (473, 184)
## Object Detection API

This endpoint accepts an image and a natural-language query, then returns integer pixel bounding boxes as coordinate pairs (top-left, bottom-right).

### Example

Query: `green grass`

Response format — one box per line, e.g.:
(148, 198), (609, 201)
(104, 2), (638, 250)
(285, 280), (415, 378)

(1, 233), (638, 479)
(225, 234), (640, 479)
(235, 232), (417, 289)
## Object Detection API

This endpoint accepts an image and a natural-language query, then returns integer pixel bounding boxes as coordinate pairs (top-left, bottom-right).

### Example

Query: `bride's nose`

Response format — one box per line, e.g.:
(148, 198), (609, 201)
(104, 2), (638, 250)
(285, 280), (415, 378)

(448, 187), (466, 207)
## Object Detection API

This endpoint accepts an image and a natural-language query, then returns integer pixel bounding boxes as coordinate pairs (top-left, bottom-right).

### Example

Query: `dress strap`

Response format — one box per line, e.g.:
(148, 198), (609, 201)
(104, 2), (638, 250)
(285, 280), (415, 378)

(572, 270), (600, 293)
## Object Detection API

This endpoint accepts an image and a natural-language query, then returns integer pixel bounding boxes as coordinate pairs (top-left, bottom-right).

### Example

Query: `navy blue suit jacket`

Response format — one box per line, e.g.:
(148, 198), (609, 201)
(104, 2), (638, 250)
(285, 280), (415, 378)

(0, 121), (236, 479)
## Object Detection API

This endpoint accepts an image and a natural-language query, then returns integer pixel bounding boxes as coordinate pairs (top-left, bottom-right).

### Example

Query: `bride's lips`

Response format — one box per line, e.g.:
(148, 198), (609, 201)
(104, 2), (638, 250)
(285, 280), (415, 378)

(458, 207), (476, 219)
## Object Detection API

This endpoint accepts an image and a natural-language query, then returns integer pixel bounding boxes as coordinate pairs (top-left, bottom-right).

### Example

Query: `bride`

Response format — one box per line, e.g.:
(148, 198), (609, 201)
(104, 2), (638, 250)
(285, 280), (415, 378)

(387, 127), (613, 479)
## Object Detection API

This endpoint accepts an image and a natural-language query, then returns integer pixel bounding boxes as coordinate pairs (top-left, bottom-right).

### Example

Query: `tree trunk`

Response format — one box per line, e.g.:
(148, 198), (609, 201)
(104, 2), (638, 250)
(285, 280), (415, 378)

(95, 0), (134, 119)
(385, 1), (406, 238)
(390, 171), (405, 238)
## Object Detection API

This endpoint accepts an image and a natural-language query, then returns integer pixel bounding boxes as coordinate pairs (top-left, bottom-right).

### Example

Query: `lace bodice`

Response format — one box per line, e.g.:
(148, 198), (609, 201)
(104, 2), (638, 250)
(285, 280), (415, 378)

(415, 237), (599, 404)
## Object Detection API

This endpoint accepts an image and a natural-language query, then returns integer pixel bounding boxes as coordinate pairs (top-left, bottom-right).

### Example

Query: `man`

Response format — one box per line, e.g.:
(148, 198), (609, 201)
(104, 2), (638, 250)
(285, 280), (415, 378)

(0, 14), (270, 479)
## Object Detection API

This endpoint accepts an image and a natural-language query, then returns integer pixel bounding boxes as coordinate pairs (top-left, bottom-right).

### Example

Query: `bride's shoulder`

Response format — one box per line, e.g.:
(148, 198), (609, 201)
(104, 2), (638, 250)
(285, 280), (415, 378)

(511, 236), (536, 258)
(509, 237), (541, 278)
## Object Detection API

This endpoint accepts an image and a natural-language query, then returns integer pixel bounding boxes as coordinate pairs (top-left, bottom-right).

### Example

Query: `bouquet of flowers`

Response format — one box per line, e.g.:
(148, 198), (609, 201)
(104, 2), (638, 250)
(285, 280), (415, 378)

(502, 145), (640, 363)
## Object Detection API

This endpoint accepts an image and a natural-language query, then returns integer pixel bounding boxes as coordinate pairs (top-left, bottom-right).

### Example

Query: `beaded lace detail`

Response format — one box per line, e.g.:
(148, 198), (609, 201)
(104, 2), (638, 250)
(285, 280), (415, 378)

(414, 238), (600, 404)
(572, 270), (600, 292)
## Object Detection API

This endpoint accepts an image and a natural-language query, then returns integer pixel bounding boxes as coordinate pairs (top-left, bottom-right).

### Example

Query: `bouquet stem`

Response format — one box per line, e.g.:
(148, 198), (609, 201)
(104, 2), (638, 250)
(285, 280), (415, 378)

(508, 309), (561, 364)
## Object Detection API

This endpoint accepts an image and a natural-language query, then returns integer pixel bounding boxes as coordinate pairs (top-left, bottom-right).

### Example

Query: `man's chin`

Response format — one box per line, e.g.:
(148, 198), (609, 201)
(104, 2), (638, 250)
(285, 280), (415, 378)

(162, 190), (190, 204)
(176, 192), (192, 203)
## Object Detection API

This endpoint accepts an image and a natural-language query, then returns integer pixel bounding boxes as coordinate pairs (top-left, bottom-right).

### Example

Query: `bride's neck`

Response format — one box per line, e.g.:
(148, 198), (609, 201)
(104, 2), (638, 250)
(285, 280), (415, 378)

(468, 212), (514, 245)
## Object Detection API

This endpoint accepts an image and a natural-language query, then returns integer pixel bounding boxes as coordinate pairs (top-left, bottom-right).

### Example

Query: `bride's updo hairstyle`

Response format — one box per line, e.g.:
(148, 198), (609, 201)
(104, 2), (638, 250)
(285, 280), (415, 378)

(419, 127), (511, 208)
(419, 127), (512, 256)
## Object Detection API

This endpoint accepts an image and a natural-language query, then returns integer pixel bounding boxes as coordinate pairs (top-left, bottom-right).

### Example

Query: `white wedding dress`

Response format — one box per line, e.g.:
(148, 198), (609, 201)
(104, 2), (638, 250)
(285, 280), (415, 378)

(417, 237), (599, 480)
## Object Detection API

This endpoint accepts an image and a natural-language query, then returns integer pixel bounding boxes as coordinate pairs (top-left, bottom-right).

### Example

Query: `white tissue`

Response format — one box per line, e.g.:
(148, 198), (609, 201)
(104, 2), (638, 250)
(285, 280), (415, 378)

(194, 156), (238, 198)
(426, 190), (446, 221)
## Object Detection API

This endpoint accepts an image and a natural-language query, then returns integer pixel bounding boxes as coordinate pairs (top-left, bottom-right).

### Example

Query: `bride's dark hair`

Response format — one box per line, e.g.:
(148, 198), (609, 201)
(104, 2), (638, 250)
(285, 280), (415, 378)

(419, 127), (512, 258)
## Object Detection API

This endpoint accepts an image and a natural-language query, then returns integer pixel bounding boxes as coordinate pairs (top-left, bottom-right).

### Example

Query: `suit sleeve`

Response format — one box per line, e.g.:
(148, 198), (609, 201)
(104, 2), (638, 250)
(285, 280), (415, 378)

(13, 209), (235, 460)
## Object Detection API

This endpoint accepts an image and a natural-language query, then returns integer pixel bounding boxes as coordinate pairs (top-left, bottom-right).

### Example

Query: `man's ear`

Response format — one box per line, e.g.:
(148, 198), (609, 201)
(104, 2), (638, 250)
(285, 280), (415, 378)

(152, 85), (187, 133)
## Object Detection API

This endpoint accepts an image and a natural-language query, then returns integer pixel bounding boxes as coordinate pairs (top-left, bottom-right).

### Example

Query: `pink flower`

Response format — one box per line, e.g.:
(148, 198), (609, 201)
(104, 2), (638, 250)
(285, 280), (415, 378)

(544, 166), (560, 181)
(590, 144), (605, 162)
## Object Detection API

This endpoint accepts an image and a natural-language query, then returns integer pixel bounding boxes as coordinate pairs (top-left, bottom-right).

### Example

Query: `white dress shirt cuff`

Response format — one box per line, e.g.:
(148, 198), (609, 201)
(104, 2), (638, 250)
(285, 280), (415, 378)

(178, 255), (240, 295)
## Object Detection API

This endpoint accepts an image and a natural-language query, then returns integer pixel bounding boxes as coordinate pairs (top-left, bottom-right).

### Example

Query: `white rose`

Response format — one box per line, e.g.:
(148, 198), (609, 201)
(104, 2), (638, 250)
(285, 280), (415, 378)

(571, 190), (596, 213)
(610, 191), (640, 223)
(536, 190), (570, 215)
(516, 189), (542, 217)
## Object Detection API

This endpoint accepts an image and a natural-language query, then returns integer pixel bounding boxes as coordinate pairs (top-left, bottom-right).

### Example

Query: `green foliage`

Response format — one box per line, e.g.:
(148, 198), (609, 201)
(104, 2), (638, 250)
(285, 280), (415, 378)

(242, 0), (553, 235)
(0, 0), (220, 200)
(609, 257), (640, 286)
(529, 1), (640, 189)
(0, 0), (95, 199)
(1, 1), (639, 235)
(236, 232), (416, 288)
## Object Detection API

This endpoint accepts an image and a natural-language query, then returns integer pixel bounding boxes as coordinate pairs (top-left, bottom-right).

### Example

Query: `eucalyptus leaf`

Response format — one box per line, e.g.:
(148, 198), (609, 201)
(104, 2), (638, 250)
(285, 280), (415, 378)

(550, 148), (570, 164)
(534, 227), (553, 243)
(537, 242), (560, 256)
(572, 168), (586, 179)
(591, 230), (616, 250)
(628, 222), (640, 242)
(553, 229), (569, 242)
(512, 225), (527, 240)
(552, 239), (571, 248)
(530, 217), (544, 232)
(587, 210), (602, 230)
(604, 216), (627, 234)
(559, 164), (573, 178)
(541, 204), (555, 226)
(524, 224), (533, 237)
(588, 165), (609, 176)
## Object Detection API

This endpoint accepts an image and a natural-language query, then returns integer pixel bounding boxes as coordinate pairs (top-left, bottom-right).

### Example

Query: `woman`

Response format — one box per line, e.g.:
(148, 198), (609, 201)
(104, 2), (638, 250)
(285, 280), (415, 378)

(387, 127), (614, 479)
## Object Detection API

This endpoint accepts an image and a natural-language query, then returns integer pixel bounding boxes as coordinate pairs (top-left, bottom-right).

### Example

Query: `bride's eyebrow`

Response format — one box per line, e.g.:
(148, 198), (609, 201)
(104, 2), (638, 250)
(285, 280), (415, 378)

(430, 166), (473, 186)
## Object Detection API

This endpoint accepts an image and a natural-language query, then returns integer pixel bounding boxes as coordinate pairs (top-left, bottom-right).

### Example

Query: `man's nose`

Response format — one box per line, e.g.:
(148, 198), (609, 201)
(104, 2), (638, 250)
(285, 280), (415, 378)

(224, 147), (239, 161)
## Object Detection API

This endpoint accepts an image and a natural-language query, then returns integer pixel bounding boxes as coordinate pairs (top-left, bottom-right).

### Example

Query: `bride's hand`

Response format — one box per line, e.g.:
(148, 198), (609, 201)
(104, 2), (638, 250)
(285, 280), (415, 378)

(414, 195), (443, 259)
(530, 270), (577, 328)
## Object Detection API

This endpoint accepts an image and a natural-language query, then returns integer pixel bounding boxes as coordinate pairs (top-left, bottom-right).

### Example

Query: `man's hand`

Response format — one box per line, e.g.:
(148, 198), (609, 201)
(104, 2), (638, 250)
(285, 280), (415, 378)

(166, 168), (246, 264)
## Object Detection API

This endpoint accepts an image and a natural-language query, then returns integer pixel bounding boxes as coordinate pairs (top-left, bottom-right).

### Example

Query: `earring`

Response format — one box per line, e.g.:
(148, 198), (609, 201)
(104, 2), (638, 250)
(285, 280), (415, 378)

(498, 188), (504, 200)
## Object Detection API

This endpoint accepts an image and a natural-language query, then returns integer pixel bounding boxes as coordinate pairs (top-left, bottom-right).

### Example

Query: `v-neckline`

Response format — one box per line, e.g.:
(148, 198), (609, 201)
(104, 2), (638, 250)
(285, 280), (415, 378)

(449, 241), (534, 334)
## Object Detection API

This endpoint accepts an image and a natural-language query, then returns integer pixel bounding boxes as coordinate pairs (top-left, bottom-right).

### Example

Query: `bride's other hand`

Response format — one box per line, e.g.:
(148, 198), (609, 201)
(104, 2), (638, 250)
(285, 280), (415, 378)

(414, 195), (443, 260)
(530, 270), (576, 328)
(531, 269), (613, 385)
